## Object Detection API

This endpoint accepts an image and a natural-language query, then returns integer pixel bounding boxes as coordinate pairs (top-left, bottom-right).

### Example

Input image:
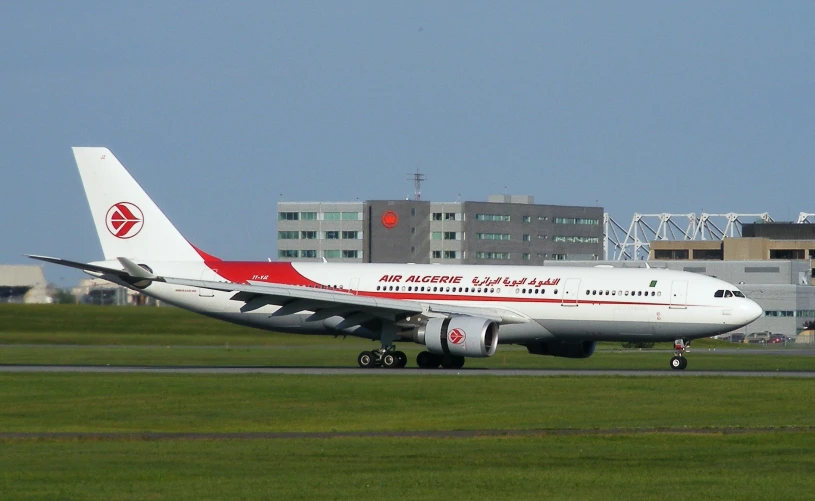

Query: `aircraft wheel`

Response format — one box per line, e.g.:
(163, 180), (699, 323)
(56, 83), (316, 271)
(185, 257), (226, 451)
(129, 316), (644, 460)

(670, 356), (684, 370)
(358, 351), (377, 368)
(680, 357), (688, 370)
(381, 353), (399, 369)
(440, 355), (465, 369)
(394, 351), (407, 368)
(416, 351), (440, 369)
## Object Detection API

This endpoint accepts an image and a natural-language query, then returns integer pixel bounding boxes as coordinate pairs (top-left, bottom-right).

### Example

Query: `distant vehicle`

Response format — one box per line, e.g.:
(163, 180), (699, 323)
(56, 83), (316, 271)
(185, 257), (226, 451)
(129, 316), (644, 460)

(768, 334), (787, 344)
(729, 333), (745, 343)
(746, 332), (770, 344)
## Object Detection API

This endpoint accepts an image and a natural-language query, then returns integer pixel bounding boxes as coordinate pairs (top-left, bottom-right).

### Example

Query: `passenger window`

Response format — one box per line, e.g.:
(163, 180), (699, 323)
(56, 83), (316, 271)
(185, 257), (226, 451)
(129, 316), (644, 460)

(586, 290), (591, 295)
(612, 291), (616, 296)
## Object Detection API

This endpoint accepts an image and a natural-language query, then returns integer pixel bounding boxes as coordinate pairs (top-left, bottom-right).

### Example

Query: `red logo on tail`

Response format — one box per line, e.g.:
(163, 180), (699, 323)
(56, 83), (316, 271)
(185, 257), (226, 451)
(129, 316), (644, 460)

(448, 328), (466, 345)
(106, 202), (144, 239)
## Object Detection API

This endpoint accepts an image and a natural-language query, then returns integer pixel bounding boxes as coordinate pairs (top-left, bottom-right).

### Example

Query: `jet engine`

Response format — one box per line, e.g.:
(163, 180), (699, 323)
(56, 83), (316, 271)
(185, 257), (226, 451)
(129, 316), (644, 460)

(417, 316), (499, 358)
(524, 340), (596, 359)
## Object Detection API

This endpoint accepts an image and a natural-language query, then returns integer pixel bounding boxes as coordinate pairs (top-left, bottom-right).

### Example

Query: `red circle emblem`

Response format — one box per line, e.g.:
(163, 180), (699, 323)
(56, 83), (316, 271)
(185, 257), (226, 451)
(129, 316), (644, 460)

(448, 328), (466, 345)
(105, 202), (144, 239)
(382, 210), (398, 229)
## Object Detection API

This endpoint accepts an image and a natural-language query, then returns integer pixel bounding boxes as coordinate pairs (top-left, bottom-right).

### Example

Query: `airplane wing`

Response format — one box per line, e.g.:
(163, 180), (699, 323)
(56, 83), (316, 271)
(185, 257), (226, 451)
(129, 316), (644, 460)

(28, 254), (531, 332)
(160, 276), (531, 326)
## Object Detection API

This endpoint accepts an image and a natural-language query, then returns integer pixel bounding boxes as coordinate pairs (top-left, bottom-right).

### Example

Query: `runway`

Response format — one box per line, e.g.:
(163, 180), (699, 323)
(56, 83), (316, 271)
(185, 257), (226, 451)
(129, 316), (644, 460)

(2, 364), (815, 377)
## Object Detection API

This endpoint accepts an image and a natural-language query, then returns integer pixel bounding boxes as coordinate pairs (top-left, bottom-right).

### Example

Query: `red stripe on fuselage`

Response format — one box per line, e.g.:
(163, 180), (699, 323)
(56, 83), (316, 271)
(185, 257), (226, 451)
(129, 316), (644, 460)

(207, 261), (322, 287)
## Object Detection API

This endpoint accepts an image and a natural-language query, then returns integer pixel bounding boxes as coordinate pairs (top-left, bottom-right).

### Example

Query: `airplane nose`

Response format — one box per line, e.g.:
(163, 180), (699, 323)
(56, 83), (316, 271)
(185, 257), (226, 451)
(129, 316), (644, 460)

(742, 300), (763, 323)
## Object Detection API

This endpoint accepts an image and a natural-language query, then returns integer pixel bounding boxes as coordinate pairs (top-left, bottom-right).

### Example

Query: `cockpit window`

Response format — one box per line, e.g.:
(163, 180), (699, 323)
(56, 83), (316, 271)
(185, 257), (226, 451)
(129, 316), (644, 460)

(733, 291), (745, 298)
(714, 290), (724, 298)
(724, 290), (733, 298)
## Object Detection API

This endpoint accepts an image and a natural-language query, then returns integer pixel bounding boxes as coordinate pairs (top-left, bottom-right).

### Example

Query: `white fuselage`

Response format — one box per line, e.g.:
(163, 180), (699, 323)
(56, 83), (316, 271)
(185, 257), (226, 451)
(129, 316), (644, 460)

(101, 260), (763, 344)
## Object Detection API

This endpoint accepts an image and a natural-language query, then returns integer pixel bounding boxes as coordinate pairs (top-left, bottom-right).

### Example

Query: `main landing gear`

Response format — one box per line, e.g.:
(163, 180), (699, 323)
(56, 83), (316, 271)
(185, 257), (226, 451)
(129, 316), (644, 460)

(670, 339), (690, 370)
(416, 351), (465, 369)
(357, 347), (407, 369)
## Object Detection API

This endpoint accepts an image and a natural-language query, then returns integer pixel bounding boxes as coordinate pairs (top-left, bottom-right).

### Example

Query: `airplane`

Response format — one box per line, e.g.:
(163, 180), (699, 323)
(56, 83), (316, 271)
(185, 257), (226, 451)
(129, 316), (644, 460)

(30, 147), (763, 370)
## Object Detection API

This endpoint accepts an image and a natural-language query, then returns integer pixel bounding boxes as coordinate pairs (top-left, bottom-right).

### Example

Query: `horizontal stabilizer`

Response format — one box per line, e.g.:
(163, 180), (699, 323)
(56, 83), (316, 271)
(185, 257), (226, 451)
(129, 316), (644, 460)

(26, 255), (129, 277)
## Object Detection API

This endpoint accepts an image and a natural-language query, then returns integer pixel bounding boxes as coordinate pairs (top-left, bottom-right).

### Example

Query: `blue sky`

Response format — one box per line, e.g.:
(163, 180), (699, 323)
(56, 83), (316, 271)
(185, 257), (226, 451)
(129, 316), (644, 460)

(2, 1), (813, 285)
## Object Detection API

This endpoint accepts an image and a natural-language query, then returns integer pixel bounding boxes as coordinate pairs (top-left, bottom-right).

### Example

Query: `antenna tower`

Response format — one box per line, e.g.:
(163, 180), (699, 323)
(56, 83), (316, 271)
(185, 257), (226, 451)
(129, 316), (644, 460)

(408, 169), (426, 200)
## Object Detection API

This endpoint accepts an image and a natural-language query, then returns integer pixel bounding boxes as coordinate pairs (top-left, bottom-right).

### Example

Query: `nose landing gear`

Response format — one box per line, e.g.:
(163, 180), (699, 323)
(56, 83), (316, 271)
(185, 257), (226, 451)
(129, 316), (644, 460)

(669, 339), (689, 370)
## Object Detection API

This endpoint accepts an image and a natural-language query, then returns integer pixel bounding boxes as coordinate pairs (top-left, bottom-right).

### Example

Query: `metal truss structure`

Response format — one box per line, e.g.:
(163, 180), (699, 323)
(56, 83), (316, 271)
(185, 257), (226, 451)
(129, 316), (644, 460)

(604, 212), (775, 261)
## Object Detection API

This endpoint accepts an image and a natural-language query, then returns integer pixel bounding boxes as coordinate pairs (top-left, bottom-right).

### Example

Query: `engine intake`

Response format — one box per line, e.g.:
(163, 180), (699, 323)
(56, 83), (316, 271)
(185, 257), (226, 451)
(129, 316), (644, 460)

(418, 316), (499, 358)
(525, 340), (596, 359)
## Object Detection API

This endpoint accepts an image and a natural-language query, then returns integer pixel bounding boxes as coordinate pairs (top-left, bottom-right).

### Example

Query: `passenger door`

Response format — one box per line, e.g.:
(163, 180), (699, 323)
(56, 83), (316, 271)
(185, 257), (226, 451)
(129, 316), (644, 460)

(561, 278), (581, 306)
(670, 280), (688, 309)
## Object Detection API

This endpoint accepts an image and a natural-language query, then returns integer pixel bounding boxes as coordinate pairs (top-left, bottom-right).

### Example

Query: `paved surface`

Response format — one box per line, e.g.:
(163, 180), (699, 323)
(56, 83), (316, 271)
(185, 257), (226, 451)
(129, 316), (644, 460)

(2, 364), (815, 377)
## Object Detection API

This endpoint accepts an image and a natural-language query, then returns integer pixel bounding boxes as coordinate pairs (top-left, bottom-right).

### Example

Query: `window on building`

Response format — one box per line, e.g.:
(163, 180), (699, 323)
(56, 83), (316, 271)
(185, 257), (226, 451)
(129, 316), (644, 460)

(522, 234), (531, 242)
(323, 212), (341, 221)
(431, 232), (442, 240)
(693, 249), (723, 260)
(323, 250), (341, 259)
(443, 231), (460, 240)
(554, 217), (599, 225)
(476, 233), (510, 240)
(301, 250), (317, 258)
(342, 250), (359, 259)
(278, 231), (299, 239)
(341, 212), (360, 221)
(538, 216), (548, 221)
(522, 253), (531, 260)
(300, 231), (317, 240)
(278, 250), (299, 258)
(553, 236), (600, 244)
(770, 249), (805, 260)
(654, 249), (689, 260)
(551, 254), (567, 260)
(476, 252), (510, 260)
(444, 212), (457, 221)
(300, 212), (317, 221)
(342, 231), (359, 240)
(431, 213), (442, 221)
(443, 250), (458, 259)
(278, 212), (299, 221)
(432, 250), (442, 259)
(522, 216), (531, 223)
(476, 214), (510, 222)
(325, 231), (339, 239)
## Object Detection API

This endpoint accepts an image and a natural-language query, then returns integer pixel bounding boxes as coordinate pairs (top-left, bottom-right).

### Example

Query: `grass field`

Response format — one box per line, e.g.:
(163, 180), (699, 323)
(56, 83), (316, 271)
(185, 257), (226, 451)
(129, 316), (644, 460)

(1, 304), (814, 500)
(2, 304), (813, 370)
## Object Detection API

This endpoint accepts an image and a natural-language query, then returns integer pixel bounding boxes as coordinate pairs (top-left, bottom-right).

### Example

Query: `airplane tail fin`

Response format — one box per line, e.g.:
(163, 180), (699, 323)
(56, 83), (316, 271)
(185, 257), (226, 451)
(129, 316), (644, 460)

(72, 147), (214, 262)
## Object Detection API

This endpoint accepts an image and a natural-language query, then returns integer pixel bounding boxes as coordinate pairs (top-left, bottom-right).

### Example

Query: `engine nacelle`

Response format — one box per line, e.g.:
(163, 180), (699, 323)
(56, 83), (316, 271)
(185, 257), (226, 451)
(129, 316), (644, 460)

(524, 340), (596, 359)
(418, 316), (499, 358)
